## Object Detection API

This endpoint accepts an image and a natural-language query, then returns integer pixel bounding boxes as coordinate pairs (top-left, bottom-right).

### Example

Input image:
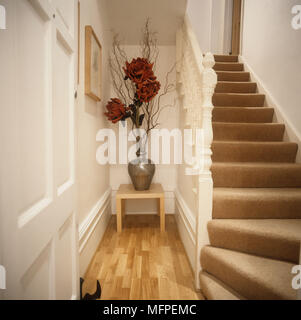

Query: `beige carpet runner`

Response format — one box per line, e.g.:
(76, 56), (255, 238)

(200, 55), (301, 300)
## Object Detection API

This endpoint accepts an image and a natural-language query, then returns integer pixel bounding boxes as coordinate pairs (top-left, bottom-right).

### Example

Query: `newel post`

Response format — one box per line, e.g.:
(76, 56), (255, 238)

(194, 52), (217, 290)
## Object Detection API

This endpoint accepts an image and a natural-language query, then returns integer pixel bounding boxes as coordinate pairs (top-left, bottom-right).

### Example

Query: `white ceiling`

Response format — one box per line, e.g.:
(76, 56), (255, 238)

(104, 0), (187, 45)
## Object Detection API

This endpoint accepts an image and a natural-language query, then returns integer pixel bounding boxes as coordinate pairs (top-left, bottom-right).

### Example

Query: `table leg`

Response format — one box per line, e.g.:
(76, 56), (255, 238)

(116, 198), (122, 233)
(122, 199), (126, 217)
(157, 198), (160, 216)
(160, 196), (165, 232)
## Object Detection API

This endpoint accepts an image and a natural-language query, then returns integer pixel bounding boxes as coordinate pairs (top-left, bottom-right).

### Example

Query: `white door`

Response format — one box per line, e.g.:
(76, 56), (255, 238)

(0, 0), (79, 300)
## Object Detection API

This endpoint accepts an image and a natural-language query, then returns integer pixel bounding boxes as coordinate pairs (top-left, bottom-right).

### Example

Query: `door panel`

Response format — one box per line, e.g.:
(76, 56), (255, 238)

(0, 0), (78, 300)
(53, 29), (75, 196)
(17, 0), (53, 228)
(55, 215), (73, 300)
(51, 0), (75, 36)
(20, 243), (52, 300)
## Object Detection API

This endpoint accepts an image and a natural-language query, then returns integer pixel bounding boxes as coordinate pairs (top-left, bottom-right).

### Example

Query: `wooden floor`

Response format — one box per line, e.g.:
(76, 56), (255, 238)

(83, 215), (204, 300)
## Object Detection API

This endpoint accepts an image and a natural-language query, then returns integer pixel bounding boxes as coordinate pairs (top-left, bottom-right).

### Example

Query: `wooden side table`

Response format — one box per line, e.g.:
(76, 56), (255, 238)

(116, 183), (165, 233)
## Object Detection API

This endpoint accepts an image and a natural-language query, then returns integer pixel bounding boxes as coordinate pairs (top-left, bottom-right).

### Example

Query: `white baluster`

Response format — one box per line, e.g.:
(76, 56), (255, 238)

(194, 52), (217, 289)
(176, 19), (217, 290)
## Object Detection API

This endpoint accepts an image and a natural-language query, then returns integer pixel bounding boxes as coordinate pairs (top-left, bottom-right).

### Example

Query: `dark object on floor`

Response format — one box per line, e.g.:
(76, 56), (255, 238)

(80, 278), (101, 300)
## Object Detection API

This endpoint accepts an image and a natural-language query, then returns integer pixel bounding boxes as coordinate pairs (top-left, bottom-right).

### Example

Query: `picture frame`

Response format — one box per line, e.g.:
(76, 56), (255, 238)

(85, 25), (102, 101)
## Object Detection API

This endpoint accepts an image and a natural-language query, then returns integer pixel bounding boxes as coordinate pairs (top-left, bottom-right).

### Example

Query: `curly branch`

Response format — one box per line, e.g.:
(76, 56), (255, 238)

(108, 20), (176, 142)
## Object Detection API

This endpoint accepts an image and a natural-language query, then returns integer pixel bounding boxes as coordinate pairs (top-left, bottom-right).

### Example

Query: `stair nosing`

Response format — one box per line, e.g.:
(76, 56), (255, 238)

(213, 122), (284, 126)
(208, 219), (301, 242)
(200, 271), (246, 300)
(201, 246), (296, 300)
(212, 141), (297, 145)
(213, 93), (265, 96)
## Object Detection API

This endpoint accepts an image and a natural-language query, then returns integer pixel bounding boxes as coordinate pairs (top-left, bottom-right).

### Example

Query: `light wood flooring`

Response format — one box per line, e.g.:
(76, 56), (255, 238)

(83, 215), (203, 300)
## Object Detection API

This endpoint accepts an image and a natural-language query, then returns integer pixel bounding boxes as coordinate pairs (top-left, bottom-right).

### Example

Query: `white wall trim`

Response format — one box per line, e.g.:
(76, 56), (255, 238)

(78, 188), (111, 254)
(174, 188), (196, 271)
(174, 189), (196, 242)
(240, 55), (301, 163)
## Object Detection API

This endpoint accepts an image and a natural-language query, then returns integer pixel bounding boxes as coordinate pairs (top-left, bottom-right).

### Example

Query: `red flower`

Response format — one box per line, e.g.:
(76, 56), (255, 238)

(123, 58), (156, 84)
(137, 79), (161, 103)
(105, 98), (128, 123)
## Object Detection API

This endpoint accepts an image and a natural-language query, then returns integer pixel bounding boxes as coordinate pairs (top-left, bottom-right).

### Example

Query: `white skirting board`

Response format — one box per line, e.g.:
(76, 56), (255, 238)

(174, 189), (196, 275)
(240, 55), (301, 163)
(78, 188), (112, 277)
(110, 190), (175, 215)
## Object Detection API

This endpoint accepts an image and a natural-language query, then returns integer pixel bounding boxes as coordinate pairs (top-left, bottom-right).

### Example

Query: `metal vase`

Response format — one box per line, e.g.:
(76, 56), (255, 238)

(128, 157), (155, 191)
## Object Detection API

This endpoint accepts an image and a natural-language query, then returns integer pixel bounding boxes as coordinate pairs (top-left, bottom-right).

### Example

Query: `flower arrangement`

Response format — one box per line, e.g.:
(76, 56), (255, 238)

(105, 20), (175, 157)
(105, 58), (161, 128)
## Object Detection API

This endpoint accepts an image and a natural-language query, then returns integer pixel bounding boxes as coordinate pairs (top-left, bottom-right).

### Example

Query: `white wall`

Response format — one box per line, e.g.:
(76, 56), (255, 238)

(211, 0), (226, 54)
(241, 0), (301, 141)
(186, 0), (232, 54)
(108, 45), (178, 215)
(77, 0), (112, 276)
(186, 0), (212, 52)
(105, 0), (187, 45)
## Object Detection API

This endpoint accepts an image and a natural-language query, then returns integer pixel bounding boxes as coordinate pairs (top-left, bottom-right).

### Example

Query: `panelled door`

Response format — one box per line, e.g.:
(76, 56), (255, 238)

(0, 0), (78, 299)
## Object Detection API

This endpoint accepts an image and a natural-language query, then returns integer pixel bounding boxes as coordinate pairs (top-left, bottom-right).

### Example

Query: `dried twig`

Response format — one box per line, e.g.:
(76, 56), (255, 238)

(109, 20), (176, 141)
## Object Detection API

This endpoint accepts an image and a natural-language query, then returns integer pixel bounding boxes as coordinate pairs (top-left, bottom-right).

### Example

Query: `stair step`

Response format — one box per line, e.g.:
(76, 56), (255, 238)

(208, 219), (301, 263)
(213, 188), (301, 219)
(200, 272), (244, 300)
(201, 246), (296, 300)
(215, 81), (257, 93)
(213, 93), (265, 107)
(212, 162), (301, 188)
(213, 107), (274, 123)
(213, 122), (285, 142)
(214, 62), (244, 72)
(212, 141), (297, 163)
(216, 71), (250, 82)
(214, 55), (238, 63)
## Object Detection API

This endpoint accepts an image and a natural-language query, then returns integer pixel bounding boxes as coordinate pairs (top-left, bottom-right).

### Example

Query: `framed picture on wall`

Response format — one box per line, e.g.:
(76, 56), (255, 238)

(85, 25), (102, 101)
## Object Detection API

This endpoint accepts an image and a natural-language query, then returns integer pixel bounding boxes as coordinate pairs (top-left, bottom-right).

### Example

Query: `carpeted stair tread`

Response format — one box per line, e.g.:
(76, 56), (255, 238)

(213, 188), (301, 219)
(213, 107), (274, 123)
(214, 62), (244, 72)
(213, 93), (265, 107)
(212, 141), (297, 163)
(208, 219), (301, 263)
(216, 71), (250, 82)
(215, 81), (257, 93)
(202, 55), (299, 301)
(201, 246), (296, 300)
(212, 162), (301, 188)
(213, 122), (285, 142)
(199, 272), (245, 300)
(214, 55), (238, 62)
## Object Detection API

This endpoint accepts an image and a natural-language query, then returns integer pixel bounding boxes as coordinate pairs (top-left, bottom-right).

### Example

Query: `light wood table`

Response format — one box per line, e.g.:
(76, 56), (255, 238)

(116, 184), (165, 233)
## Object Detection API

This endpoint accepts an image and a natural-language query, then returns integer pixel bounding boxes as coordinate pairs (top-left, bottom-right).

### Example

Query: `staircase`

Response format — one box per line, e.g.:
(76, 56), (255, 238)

(200, 55), (301, 300)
